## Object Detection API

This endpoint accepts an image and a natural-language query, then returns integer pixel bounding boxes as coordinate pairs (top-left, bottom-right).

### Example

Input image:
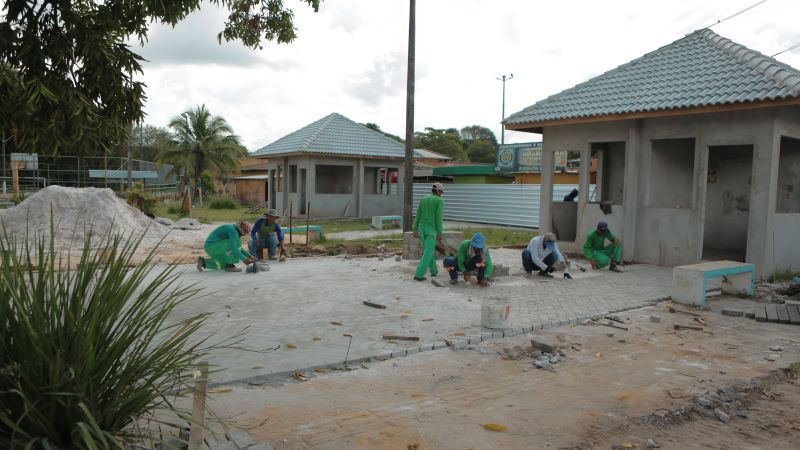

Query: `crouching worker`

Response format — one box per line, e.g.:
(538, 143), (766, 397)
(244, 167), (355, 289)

(197, 221), (255, 272)
(443, 232), (493, 287)
(522, 232), (572, 279)
(583, 221), (622, 272)
(248, 208), (286, 261)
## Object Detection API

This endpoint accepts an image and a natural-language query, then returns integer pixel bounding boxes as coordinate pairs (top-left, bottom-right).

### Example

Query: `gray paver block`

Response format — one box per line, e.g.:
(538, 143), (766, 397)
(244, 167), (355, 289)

(776, 305), (790, 324)
(247, 445), (275, 450)
(226, 430), (254, 448)
(755, 305), (767, 322)
(530, 336), (561, 353)
(721, 308), (744, 317)
(765, 304), (779, 322)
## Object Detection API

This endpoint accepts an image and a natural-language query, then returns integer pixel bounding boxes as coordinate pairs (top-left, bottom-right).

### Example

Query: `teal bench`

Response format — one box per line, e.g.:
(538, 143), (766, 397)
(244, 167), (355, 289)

(371, 215), (402, 230)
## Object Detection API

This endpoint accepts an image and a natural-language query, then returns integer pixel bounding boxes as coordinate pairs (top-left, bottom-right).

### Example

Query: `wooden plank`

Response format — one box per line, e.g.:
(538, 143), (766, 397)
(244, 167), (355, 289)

(776, 305), (791, 324)
(754, 305), (767, 322)
(363, 301), (386, 309)
(382, 334), (420, 341)
(765, 304), (779, 323)
(786, 305), (800, 325)
(188, 362), (209, 450)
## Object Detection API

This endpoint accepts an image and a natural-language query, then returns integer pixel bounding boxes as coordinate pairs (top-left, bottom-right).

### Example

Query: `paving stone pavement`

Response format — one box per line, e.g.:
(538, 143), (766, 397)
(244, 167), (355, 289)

(165, 249), (671, 384)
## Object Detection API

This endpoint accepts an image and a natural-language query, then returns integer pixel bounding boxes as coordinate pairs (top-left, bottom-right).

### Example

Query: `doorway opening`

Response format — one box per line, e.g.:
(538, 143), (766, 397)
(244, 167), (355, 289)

(299, 168), (307, 214)
(702, 145), (753, 262)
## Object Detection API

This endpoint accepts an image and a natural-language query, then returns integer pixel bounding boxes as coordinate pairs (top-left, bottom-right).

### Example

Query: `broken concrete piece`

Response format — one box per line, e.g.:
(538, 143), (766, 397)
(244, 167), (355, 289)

(768, 345), (784, 352)
(764, 353), (779, 361)
(645, 438), (660, 448)
(714, 409), (730, 423)
(721, 308), (744, 317)
(171, 218), (201, 230)
(650, 315), (662, 323)
(696, 396), (713, 408)
(431, 279), (444, 287)
(154, 217), (174, 227)
(530, 336), (560, 353)
(395, 255), (402, 261)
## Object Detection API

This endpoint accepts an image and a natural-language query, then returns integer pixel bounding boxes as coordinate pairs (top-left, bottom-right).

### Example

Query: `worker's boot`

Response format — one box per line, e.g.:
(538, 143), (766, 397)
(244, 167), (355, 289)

(225, 264), (242, 272)
(196, 257), (205, 272)
(564, 273), (573, 280)
(523, 272), (532, 279)
(413, 276), (427, 281)
(609, 262), (622, 273)
(449, 278), (458, 285)
(538, 270), (554, 278)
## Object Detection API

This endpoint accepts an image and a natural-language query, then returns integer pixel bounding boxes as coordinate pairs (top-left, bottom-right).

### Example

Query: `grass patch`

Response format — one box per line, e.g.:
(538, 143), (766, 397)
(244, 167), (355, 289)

(789, 362), (800, 376)
(314, 234), (403, 252)
(207, 196), (240, 210)
(308, 218), (373, 233)
(773, 269), (798, 282)
(153, 202), (261, 223)
(453, 226), (535, 247)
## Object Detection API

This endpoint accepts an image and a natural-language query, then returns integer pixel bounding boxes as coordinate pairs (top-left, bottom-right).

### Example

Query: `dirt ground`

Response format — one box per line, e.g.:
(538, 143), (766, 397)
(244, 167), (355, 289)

(197, 297), (800, 450)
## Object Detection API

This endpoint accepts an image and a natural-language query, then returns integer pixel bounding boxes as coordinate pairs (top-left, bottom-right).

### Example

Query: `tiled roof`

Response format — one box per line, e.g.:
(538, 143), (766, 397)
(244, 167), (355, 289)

(505, 29), (800, 127)
(252, 113), (413, 159)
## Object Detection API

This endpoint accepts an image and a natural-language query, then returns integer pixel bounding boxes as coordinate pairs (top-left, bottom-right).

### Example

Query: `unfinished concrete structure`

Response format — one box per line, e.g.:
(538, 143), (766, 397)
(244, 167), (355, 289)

(505, 29), (800, 279)
(251, 113), (415, 218)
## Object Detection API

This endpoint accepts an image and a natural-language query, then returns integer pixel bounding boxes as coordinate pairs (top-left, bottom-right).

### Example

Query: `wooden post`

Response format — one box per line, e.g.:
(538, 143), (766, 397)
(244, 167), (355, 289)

(11, 160), (22, 198)
(306, 201), (311, 244)
(289, 201), (293, 244)
(188, 362), (209, 450)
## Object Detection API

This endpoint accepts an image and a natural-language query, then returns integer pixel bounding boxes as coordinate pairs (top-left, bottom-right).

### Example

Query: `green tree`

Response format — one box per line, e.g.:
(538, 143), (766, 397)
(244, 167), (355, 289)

(466, 140), (497, 163)
(0, 0), (319, 156)
(414, 127), (468, 161)
(460, 125), (498, 147)
(363, 123), (404, 143)
(158, 105), (244, 212)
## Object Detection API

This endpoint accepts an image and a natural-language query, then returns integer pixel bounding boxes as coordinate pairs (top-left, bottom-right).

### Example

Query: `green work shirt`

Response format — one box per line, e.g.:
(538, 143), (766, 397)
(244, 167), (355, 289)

(412, 194), (444, 235)
(205, 223), (248, 261)
(456, 240), (493, 278)
(582, 229), (617, 259)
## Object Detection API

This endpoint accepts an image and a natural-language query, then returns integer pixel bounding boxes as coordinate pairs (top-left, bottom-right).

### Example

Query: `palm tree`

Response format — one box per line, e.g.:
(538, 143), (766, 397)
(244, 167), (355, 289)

(159, 105), (245, 214)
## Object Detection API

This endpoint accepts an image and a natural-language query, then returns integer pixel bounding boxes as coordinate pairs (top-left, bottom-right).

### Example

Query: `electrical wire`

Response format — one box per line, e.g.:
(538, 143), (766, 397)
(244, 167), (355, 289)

(706, 0), (770, 28)
(772, 42), (800, 58)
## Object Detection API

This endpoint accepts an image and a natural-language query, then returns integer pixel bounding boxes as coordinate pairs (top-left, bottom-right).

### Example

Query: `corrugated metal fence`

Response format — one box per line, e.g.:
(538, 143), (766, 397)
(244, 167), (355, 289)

(412, 184), (591, 229)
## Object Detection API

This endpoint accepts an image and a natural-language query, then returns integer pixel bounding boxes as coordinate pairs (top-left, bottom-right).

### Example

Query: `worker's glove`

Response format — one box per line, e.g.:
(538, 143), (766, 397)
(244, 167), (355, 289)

(564, 273), (573, 280)
(476, 262), (485, 268)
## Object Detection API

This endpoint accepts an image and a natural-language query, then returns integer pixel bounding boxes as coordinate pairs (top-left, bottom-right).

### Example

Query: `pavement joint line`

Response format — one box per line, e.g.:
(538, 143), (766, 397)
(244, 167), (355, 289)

(211, 297), (668, 389)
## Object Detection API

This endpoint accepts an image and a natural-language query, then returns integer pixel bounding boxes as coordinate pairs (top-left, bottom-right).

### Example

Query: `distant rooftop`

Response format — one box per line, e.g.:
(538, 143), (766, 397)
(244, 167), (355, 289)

(506, 29), (800, 131)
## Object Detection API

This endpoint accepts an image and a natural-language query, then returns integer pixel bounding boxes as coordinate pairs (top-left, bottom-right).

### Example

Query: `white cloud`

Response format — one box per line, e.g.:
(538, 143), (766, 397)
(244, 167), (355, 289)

(134, 0), (800, 150)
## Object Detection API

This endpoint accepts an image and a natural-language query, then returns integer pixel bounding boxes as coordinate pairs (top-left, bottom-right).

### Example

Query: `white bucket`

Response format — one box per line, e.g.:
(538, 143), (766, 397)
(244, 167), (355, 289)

(481, 295), (511, 329)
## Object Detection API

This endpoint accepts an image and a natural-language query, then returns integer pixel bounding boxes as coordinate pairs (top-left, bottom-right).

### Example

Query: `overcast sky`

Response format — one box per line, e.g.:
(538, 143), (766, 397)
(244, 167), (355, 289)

(134, 0), (800, 151)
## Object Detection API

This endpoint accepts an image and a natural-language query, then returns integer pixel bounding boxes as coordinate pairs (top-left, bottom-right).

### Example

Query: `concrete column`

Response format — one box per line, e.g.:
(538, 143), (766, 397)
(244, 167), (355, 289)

(540, 144), (555, 233)
(746, 122), (780, 280)
(622, 120), (642, 261)
(577, 143), (591, 233)
(356, 159), (365, 217)
(692, 137), (709, 262)
(307, 163), (316, 219)
(594, 150), (604, 202)
(282, 156), (289, 216)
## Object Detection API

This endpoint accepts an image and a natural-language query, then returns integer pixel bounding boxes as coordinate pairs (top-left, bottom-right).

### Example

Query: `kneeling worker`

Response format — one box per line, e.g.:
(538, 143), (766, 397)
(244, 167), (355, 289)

(443, 232), (493, 287)
(249, 208), (286, 261)
(197, 221), (255, 272)
(522, 232), (572, 279)
(583, 221), (622, 272)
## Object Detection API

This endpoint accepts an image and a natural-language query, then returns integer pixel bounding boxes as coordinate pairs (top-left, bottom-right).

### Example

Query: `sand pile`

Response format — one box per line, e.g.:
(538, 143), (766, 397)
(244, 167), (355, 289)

(0, 186), (166, 250)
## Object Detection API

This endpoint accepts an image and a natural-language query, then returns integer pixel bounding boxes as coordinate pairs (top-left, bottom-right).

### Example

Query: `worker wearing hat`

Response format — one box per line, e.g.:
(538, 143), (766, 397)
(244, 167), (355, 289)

(443, 232), (493, 286)
(197, 221), (255, 272)
(412, 182), (445, 281)
(522, 232), (572, 279)
(248, 208), (287, 261)
(583, 221), (622, 272)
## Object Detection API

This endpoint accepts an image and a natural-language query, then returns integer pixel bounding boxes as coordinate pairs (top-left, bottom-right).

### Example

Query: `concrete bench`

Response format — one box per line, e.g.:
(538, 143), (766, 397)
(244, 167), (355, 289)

(371, 215), (402, 230)
(0, 201), (15, 209)
(283, 225), (323, 243)
(672, 260), (754, 306)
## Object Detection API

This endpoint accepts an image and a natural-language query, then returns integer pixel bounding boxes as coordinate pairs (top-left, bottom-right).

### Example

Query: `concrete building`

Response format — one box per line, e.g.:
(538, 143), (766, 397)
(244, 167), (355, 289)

(505, 29), (800, 279)
(251, 112), (443, 218)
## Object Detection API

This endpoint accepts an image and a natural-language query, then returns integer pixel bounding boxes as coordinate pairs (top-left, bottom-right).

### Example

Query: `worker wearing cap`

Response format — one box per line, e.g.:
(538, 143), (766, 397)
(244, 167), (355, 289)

(248, 208), (286, 261)
(412, 182), (445, 281)
(522, 232), (572, 279)
(443, 232), (493, 287)
(197, 221), (255, 272)
(583, 221), (622, 272)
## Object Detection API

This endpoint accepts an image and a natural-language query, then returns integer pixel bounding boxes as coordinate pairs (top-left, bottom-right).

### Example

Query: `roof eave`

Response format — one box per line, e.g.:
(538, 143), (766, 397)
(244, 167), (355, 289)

(249, 151), (405, 160)
(505, 97), (800, 132)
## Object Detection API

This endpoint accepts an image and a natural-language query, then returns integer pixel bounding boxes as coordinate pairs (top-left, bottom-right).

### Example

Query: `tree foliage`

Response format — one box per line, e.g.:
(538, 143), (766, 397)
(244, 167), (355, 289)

(460, 125), (497, 147)
(466, 140), (497, 163)
(158, 105), (245, 181)
(0, 0), (319, 156)
(414, 127), (468, 161)
(363, 122), (404, 143)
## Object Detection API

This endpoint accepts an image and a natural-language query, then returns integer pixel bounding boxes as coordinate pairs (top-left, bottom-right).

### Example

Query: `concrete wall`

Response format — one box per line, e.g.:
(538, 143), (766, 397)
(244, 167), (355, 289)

(776, 136), (800, 213)
(551, 202), (578, 241)
(772, 107), (800, 274)
(537, 106), (800, 278)
(648, 139), (695, 209)
(703, 145), (753, 254)
(263, 155), (403, 218)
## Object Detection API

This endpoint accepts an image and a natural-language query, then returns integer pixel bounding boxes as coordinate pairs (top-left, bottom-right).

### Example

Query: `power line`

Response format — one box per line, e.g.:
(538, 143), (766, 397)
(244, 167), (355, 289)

(772, 42), (800, 58)
(707, 0), (770, 28)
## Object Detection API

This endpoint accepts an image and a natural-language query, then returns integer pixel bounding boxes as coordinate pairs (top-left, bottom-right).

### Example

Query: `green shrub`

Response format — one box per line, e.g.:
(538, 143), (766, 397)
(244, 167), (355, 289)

(207, 196), (239, 210)
(125, 183), (157, 216)
(166, 204), (183, 216)
(0, 226), (213, 448)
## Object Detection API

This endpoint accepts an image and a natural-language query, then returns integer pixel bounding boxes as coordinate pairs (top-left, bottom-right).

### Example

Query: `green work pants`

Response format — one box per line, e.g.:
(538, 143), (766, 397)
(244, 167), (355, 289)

(414, 224), (439, 278)
(203, 240), (247, 271)
(594, 243), (622, 269)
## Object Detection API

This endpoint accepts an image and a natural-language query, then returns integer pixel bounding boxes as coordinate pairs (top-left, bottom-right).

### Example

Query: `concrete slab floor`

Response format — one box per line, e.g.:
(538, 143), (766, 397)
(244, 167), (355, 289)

(191, 300), (800, 450)
(167, 248), (671, 384)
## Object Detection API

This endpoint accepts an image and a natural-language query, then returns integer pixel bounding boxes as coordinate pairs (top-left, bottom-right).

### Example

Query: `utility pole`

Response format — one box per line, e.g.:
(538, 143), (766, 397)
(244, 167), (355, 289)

(496, 73), (514, 145)
(127, 124), (133, 191)
(402, 0), (416, 232)
(1, 130), (10, 194)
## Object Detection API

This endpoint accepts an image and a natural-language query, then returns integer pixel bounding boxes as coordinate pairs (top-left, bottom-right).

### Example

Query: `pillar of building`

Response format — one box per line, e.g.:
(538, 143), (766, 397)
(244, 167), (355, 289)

(622, 120), (642, 261)
(539, 145), (555, 233)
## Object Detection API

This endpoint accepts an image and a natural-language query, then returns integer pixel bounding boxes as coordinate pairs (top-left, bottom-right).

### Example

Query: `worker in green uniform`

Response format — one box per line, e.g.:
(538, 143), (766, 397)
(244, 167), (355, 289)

(582, 221), (622, 272)
(197, 221), (255, 272)
(443, 232), (493, 287)
(412, 182), (445, 281)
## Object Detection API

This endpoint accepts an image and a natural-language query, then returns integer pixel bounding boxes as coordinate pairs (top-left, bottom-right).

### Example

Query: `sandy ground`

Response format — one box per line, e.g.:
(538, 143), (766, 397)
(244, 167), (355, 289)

(192, 297), (800, 450)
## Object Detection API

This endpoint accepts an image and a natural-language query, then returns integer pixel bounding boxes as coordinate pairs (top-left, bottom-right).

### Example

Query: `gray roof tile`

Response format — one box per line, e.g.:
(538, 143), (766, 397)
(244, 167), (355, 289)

(505, 29), (800, 126)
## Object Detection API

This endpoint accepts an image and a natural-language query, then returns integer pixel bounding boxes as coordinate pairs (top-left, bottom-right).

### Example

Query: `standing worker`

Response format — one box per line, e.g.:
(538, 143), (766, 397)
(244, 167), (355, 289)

(197, 221), (255, 272)
(583, 221), (622, 272)
(443, 232), (492, 286)
(412, 182), (445, 281)
(522, 232), (572, 279)
(249, 208), (287, 261)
